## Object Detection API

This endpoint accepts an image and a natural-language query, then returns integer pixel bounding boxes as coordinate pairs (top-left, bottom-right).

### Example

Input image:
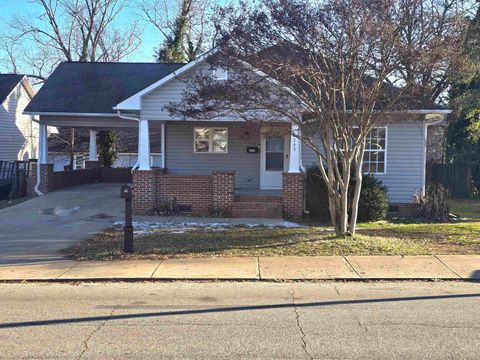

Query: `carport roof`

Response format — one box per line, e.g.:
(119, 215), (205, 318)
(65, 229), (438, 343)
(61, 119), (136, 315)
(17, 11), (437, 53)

(24, 62), (184, 114)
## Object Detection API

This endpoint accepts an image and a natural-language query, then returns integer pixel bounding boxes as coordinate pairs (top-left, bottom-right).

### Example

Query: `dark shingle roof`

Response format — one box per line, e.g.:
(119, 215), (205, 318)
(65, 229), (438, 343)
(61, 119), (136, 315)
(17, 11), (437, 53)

(25, 62), (185, 114)
(0, 74), (25, 104)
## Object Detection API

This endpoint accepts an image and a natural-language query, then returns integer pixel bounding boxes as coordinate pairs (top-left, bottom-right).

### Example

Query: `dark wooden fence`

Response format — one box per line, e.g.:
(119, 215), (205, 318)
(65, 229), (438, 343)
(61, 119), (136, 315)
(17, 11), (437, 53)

(426, 163), (472, 198)
(0, 160), (29, 198)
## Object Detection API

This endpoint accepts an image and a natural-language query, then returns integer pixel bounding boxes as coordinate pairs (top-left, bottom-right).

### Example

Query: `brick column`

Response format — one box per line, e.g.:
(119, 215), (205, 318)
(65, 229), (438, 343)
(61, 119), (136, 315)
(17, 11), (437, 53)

(212, 171), (235, 215)
(282, 172), (304, 220)
(27, 162), (53, 196)
(132, 170), (156, 214)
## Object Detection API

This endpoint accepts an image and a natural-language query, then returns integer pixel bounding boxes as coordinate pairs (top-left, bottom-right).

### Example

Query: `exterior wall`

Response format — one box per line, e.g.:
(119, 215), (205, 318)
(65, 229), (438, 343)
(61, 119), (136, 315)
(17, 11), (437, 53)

(164, 121), (260, 190)
(141, 63), (239, 121)
(0, 82), (38, 161)
(301, 122), (426, 204)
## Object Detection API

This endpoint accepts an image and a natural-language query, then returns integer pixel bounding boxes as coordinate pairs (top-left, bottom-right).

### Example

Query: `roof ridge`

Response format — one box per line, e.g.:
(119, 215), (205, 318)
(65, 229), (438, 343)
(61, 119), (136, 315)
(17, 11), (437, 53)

(61, 61), (186, 65)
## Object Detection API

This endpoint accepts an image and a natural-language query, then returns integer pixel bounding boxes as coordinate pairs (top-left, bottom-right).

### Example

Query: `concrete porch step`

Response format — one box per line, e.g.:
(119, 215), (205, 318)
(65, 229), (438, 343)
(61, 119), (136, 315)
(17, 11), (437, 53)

(232, 200), (283, 218)
(232, 202), (283, 210)
(234, 195), (282, 203)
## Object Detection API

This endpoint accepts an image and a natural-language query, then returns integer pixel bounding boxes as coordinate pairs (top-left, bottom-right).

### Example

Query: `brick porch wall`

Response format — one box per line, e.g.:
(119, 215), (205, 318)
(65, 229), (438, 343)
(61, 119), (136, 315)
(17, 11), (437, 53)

(27, 163), (54, 196)
(156, 173), (213, 214)
(282, 172), (304, 220)
(132, 170), (156, 214)
(212, 171), (235, 215)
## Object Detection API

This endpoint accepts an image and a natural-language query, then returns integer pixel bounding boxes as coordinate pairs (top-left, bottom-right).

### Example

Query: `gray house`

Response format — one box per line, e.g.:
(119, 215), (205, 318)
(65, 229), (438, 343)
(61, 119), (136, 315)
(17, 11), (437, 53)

(0, 74), (38, 161)
(24, 55), (449, 219)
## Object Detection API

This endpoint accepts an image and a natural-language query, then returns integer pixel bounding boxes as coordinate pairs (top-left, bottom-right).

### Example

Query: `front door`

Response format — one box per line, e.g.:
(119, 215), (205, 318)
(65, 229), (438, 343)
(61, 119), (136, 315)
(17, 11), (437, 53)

(260, 132), (288, 189)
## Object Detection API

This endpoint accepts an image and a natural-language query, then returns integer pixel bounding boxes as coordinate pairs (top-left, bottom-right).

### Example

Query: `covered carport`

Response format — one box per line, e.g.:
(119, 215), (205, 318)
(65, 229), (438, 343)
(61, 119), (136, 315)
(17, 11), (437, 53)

(22, 61), (176, 196)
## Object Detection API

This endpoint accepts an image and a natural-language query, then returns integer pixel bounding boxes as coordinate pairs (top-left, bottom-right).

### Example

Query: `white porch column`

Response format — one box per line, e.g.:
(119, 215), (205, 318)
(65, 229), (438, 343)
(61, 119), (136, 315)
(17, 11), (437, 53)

(288, 124), (301, 173)
(88, 130), (97, 161)
(39, 123), (48, 164)
(161, 122), (166, 168)
(138, 119), (151, 170)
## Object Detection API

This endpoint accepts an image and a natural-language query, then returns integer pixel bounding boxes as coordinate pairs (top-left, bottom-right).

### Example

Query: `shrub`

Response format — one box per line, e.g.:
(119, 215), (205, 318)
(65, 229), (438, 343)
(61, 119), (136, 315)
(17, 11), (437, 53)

(416, 183), (451, 222)
(356, 175), (389, 222)
(305, 165), (389, 223)
(98, 131), (119, 168)
(305, 165), (330, 222)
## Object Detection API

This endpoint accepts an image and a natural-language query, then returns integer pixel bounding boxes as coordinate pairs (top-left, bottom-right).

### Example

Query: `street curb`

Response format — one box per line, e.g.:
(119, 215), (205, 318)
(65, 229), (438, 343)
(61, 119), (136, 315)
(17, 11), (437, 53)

(0, 277), (477, 283)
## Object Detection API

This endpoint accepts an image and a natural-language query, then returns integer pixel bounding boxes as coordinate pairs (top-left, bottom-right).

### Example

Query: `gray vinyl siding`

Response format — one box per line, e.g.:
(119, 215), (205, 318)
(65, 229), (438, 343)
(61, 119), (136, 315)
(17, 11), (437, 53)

(165, 121), (261, 190)
(141, 63), (242, 122)
(301, 123), (426, 203)
(0, 83), (38, 161)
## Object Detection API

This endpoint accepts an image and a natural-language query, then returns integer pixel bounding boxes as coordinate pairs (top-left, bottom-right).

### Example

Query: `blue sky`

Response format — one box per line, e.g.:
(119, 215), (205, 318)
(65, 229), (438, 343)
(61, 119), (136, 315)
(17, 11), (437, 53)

(0, 0), (169, 72)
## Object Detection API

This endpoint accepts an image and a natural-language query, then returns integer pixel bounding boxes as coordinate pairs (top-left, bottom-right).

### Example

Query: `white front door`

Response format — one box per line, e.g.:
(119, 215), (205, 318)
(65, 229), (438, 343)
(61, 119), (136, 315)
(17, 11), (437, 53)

(260, 132), (288, 189)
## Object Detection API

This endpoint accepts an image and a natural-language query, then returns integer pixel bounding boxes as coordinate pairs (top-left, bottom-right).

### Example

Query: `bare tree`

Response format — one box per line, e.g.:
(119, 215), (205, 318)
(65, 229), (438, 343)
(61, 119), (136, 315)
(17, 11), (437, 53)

(4, 0), (142, 81)
(2, 0), (142, 168)
(168, 0), (471, 236)
(138, 0), (214, 62)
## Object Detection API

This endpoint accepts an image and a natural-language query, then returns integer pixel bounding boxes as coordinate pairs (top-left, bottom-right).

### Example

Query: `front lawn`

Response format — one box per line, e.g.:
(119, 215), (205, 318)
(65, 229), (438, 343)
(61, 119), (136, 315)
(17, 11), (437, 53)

(64, 219), (480, 260)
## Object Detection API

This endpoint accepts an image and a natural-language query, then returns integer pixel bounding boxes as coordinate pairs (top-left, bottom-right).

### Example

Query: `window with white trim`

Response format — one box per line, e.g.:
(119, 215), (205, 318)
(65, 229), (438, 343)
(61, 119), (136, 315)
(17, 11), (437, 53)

(212, 68), (228, 80)
(194, 127), (228, 153)
(362, 127), (387, 174)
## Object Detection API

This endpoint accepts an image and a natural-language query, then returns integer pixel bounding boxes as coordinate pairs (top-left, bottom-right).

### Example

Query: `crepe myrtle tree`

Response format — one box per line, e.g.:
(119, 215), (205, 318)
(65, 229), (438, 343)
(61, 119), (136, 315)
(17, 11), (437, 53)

(168, 0), (471, 236)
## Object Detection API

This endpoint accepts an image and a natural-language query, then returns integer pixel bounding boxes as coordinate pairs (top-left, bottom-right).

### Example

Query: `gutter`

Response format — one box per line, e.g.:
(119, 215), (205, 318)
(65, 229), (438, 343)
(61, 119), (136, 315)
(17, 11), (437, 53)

(116, 111), (141, 172)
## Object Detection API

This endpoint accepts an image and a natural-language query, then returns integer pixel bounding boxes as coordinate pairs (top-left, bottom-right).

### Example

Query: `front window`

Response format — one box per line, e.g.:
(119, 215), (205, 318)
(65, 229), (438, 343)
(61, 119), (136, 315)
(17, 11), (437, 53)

(362, 127), (387, 174)
(194, 127), (228, 153)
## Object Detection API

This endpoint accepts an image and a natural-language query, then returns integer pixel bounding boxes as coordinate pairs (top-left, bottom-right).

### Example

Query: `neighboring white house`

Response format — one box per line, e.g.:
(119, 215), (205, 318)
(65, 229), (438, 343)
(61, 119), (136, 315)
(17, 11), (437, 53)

(0, 74), (38, 161)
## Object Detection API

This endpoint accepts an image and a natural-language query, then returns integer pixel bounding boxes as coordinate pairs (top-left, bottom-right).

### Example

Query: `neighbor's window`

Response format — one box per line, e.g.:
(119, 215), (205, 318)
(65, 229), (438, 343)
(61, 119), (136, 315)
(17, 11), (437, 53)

(194, 128), (228, 153)
(212, 67), (228, 80)
(362, 127), (387, 174)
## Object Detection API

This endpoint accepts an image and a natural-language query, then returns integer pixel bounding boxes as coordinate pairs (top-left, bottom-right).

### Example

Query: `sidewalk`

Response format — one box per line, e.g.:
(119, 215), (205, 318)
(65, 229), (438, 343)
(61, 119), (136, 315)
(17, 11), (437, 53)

(0, 255), (479, 281)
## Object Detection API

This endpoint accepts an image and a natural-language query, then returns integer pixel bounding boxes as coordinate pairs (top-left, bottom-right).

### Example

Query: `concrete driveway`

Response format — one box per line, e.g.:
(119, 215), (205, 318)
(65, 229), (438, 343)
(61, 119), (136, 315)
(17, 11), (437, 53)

(0, 183), (124, 265)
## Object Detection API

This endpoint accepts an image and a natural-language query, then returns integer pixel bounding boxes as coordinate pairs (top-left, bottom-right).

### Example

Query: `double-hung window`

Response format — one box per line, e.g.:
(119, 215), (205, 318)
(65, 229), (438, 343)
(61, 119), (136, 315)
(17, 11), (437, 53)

(362, 127), (387, 174)
(194, 127), (228, 153)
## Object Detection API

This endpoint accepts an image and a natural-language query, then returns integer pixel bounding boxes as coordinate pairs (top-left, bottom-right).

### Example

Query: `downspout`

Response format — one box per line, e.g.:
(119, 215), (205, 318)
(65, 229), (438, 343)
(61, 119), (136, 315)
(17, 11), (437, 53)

(34, 121), (45, 196)
(298, 126), (309, 215)
(117, 111), (141, 172)
(34, 161), (43, 196)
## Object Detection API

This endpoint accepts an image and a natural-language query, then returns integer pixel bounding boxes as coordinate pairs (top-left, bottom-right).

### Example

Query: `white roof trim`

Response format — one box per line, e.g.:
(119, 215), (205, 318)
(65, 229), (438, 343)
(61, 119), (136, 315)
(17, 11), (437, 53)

(24, 111), (119, 117)
(1, 75), (36, 105)
(403, 109), (451, 114)
(115, 50), (215, 111)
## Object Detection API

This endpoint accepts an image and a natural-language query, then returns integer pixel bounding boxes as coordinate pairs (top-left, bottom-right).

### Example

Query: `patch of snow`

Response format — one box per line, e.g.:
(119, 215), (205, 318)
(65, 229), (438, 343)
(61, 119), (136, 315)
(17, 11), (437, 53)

(112, 220), (303, 235)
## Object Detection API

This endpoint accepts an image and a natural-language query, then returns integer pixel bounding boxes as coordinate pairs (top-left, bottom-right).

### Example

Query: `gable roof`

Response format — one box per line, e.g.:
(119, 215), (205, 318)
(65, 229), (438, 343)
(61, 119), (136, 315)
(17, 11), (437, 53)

(24, 62), (184, 114)
(0, 74), (26, 104)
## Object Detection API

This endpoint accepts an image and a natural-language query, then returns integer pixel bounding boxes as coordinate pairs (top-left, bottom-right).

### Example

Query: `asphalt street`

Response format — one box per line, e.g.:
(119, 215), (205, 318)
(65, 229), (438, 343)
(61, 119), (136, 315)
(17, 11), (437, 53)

(0, 281), (479, 359)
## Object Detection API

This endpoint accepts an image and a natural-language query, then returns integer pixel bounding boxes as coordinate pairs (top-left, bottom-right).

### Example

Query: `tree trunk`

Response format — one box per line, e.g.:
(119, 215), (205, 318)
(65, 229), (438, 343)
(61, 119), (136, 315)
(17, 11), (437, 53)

(349, 147), (365, 235)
